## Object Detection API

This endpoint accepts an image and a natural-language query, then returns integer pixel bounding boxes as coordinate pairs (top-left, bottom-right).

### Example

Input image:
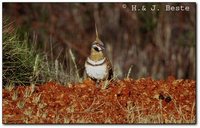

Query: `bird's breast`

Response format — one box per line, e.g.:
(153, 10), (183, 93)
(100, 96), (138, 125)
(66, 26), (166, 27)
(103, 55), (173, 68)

(85, 62), (107, 80)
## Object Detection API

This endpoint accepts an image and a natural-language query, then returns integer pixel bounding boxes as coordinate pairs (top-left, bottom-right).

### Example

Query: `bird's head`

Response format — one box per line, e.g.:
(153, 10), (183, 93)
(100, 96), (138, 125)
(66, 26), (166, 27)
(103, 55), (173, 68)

(91, 40), (105, 52)
(89, 24), (105, 61)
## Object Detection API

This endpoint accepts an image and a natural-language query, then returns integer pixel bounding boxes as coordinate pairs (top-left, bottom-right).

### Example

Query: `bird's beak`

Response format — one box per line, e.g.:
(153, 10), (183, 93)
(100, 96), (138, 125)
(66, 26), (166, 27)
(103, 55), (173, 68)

(99, 45), (105, 50)
(97, 42), (105, 50)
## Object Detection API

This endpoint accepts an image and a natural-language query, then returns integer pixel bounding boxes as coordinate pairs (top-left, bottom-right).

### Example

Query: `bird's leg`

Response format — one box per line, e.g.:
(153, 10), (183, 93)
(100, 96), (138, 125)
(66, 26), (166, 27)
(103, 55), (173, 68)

(96, 80), (100, 87)
(102, 80), (109, 89)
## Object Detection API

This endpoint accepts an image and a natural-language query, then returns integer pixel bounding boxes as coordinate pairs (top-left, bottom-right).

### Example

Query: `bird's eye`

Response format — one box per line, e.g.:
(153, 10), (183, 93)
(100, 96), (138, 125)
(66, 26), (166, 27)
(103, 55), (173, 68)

(94, 47), (100, 52)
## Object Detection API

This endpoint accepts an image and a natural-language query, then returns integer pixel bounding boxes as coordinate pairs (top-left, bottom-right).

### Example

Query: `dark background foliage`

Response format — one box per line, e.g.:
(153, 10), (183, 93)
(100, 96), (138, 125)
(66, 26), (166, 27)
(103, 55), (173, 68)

(3, 3), (196, 80)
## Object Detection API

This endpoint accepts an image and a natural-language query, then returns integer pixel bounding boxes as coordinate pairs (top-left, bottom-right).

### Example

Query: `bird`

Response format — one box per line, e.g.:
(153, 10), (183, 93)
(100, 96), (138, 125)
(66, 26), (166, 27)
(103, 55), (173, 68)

(84, 24), (113, 84)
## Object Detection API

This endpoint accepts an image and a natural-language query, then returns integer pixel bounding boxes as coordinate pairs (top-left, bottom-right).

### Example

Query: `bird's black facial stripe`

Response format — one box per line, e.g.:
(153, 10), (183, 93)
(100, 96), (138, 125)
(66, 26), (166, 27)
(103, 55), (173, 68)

(94, 46), (100, 52)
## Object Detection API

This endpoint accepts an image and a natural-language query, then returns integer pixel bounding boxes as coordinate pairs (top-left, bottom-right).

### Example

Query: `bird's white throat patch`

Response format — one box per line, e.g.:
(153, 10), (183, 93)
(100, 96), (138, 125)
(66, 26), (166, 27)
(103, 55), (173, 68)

(87, 57), (105, 65)
(85, 58), (107, 80)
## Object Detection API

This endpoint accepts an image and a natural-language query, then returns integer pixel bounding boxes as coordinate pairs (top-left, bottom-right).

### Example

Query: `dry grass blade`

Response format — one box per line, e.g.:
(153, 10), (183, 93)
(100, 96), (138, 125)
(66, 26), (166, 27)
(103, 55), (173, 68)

(69, 49), (81, 82)
(126, 65), (133, 79)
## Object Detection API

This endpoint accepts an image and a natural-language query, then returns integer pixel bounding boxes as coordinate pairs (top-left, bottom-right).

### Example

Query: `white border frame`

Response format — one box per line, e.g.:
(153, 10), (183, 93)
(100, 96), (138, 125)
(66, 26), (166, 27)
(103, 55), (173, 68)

(0, 1), (198, 128)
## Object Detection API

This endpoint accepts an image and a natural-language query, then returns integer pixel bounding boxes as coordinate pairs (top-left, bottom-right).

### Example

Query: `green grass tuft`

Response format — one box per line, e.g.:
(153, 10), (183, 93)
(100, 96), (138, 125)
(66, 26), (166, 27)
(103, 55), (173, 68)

(3, 20), (81, 86)
(3, 23), (43, 85)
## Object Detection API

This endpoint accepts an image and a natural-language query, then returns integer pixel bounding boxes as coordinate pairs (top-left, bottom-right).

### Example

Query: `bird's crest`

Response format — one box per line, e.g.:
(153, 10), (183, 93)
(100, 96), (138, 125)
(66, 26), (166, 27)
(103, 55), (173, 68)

(93, 23), (104, 47)
(95, 23), (100, 42)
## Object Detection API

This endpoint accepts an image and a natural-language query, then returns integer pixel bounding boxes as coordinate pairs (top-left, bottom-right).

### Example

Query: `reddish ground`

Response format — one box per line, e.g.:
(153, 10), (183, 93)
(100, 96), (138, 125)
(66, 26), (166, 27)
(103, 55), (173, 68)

(3, 77), (196, 124)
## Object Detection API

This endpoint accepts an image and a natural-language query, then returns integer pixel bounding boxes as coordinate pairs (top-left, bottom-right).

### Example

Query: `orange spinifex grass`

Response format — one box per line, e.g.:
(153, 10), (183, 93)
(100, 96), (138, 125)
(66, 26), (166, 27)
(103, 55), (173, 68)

(3, 76), (196, 124)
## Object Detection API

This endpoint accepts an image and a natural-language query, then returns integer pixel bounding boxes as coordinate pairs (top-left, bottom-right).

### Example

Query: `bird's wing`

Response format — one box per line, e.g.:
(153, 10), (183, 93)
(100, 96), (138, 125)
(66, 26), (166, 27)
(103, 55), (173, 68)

(105, 57), (113, 80)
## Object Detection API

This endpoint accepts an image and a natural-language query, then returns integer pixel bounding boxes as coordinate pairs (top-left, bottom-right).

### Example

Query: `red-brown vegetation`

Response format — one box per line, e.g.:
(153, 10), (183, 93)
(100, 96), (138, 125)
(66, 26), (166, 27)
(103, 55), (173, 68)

(3, 77), (196, 124)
